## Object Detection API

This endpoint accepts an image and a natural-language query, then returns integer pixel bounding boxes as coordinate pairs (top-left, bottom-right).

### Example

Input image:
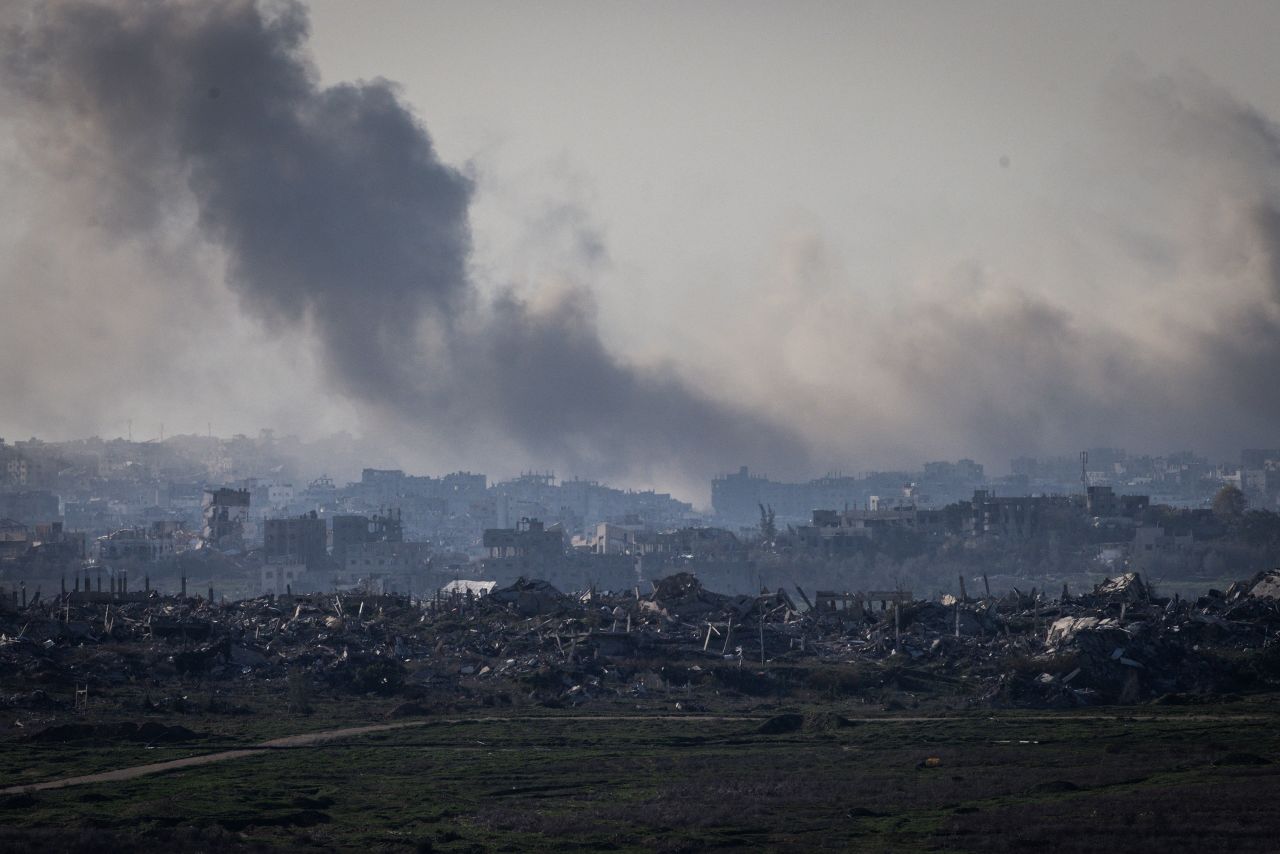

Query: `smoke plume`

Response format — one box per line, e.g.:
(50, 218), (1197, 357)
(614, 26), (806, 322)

(0, 0), (811, 491)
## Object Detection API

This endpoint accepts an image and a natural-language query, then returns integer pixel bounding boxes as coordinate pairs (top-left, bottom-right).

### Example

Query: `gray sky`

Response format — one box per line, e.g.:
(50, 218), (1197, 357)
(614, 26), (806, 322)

(2, 1), (1280, 503)
(304, 0), (1280, 333)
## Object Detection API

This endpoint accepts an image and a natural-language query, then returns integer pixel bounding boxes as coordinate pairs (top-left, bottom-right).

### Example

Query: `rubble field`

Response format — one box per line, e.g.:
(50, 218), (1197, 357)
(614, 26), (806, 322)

(6, 569), (1280, 728)
(4, 570), (1280, 850)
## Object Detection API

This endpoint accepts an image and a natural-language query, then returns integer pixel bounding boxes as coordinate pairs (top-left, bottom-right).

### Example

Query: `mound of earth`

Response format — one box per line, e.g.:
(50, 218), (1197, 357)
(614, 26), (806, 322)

(758, 712), (857, 735)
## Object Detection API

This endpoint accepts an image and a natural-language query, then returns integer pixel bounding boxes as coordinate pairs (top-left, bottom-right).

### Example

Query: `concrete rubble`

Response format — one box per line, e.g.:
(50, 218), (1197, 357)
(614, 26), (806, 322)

(4, 568), (1280, 728)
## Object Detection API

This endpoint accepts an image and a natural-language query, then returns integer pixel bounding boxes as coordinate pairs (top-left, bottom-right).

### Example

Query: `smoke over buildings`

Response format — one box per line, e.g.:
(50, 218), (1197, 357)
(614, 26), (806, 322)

(1, 1), (1278, 501)
(0, 0), (811, 494)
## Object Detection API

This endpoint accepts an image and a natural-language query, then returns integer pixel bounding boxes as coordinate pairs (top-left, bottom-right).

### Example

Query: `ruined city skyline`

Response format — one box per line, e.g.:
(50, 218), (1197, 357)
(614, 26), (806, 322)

(3, 0), (1280, 504)
(6, 5), (1280, 848)
(3, 428), (1274, 514)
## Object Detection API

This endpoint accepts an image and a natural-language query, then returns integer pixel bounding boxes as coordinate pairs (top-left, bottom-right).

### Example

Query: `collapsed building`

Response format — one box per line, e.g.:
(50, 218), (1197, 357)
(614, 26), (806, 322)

(331, 510), (403, 566)
(0, 520), (86, 571)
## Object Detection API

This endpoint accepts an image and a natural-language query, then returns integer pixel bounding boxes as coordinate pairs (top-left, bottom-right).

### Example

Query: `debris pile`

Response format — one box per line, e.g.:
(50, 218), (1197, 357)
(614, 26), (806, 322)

(4, 568), (1280, 725)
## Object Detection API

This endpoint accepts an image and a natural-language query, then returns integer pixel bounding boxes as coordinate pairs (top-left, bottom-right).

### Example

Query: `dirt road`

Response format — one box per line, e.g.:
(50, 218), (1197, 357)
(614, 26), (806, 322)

(3, 720), (436, 794)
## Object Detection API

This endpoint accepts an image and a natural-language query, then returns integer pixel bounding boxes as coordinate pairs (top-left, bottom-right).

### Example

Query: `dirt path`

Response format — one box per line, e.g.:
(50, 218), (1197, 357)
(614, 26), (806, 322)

(3, 720), (436, 794)
(6, 710), (1266, 795)
(5, 715), (754, 794)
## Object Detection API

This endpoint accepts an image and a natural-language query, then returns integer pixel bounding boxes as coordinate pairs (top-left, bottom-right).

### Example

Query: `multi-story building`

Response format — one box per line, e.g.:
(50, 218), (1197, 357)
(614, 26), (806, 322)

(0, 439), (28, 487)
(261, 562), (308, 596)
(0, 490), (60, 525)
(201, 487), (249, 550)
(482, 518), (564, 580)
(331, 509), (404, 565)
(264, 511), (328, 571)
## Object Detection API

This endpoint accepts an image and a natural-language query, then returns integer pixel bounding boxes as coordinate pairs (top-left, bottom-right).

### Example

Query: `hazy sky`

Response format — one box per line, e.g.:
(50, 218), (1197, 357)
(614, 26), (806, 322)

(2, 1), (1280, 503)
(305, 1), (1280, 330)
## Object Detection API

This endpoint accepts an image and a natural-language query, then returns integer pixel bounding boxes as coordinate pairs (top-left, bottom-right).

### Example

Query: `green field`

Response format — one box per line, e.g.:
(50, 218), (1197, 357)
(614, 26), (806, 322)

(4, 700), (1280, 852)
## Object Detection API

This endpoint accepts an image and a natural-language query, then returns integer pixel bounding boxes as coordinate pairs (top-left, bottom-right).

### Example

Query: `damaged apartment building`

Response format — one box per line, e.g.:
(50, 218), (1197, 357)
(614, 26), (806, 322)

(96, 521), (187, 564)
(1241, 448), (1280, 511)
(482, 518), (566, 583)
(475, 515), (767, 596)
(259, 509), (428, 596)
(260, 511), (326, 596)
(796, 485), (1154, 556)
(0, 519), (85, 573)
(331, 509), (430, 595)
(201, 487), (250, 552)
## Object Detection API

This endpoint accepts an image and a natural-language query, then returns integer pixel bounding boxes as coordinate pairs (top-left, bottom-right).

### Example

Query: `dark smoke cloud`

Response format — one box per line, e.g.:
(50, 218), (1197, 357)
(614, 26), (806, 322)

(0, 0), (812, 489)
(3, 0), (469, 401)
(455, 286), (806, 477)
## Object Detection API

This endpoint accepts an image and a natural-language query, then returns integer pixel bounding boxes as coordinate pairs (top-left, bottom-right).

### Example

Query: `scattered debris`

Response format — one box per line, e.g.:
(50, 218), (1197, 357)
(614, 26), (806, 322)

(3, 568), (1280, 717)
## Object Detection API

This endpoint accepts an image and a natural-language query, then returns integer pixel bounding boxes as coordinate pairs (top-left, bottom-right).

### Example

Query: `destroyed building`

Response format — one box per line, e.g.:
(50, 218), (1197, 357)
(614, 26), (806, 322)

(1, 519), (85, 573)
(798, 507), (953, 553)
(482, 518), (565, 582)
(260, 561), (307, 596)
(484, 472), (693, 541)
(0, 518), (29, 563)
(588, 520), (658, 556)
(713, 465), (980, 525)
(1241, 448), (1280, 510)
(201, 487), (249, 551)
(342, 541), (432, 589)
(0, 490), (60, 526)
(263, 511), (328, 572)
(331, 509), (403, 566)
(98, 527), (174, 563)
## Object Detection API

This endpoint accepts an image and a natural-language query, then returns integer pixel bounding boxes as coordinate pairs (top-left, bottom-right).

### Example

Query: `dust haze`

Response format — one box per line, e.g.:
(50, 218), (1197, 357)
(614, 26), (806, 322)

(1, 0), (1278, 500)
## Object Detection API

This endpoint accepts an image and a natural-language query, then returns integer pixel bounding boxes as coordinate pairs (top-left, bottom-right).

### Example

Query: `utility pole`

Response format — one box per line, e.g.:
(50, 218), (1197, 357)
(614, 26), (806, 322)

(759, 609), (766, 665)
(894, 602), (901, 653)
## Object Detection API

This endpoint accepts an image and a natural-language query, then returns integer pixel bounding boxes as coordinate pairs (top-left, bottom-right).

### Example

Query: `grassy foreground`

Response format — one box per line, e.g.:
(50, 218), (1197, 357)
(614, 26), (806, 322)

(3, 701), (1280, 852)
